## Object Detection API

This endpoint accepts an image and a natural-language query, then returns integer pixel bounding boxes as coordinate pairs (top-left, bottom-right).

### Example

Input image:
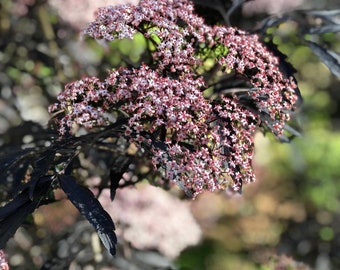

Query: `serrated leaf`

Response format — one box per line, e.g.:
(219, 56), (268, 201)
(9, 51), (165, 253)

(225, 0), (250, 25)
(29, 150), (56, 200)
(0, 179), (51, 249)
(110, 157), (130, 200)
(58, 175), (117, 256)
(257, 15), (291, 34)
(307, 41), (340, 78)
(284, 124), (302, 138)
(0, 200), (39, 249)
(0, 191), (31, 221)
(327, 50), (340, 63)
(109, 170), (121, 201)
(305, 9), (340, 24)
(0, 159), (30, 197)
(193, 0), (251, 25)
(264, 40), (299, 80)
(308, 25), (340, 34)
(0, 148), (33, 180)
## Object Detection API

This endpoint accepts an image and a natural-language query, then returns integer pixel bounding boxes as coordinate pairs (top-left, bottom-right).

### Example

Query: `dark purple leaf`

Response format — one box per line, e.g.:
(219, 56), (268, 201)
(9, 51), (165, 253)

(257, 15), (291, 34)
(305, 9), (340, 24)
(109, 170), (121, 201)
(308, 25), (340, 34)
(0, 179), (51, 249)
(28, 150), (56, 200)
(265, 41), (297, 76)
(0, 148), (32, 182)
(192, 0), (251, 25)
(225, 0), (251, 25)
(58, 175), (117, 256)
(109, 157), (130, 200)
(307, 41), (340, 78)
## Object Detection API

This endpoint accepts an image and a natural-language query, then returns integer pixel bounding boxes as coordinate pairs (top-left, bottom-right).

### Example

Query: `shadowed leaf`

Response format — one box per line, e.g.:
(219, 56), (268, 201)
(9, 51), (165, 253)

(110, 158), (129, 201)
(28, 150), (56, 200)
(58, 174), (117, 256)
(0, 178), (51, 249)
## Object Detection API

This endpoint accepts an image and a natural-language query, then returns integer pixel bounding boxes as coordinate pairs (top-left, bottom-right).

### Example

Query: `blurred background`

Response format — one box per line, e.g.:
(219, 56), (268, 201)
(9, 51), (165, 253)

(0, 0), (339, 269)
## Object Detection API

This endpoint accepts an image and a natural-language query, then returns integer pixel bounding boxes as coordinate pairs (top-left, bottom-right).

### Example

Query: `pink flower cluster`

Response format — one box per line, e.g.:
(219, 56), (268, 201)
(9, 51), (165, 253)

(85, 0), (213, 74)
(214, 27), (298, 136)
(49, 77), (115, 133)
(50, 0), (299, 197)
(98, 184), (201, 258)
(0, 250), (9, 270)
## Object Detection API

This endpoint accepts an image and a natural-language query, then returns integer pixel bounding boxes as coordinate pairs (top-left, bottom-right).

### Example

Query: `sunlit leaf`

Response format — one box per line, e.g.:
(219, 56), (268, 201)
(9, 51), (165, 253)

(305, 9), (340, 24)
(307, 41), (340, 78)
(308, 25), (340, 34)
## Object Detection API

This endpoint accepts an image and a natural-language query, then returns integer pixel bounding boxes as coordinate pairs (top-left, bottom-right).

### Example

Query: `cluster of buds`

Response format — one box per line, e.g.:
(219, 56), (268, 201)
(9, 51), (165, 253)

(49, 0), (299, 197)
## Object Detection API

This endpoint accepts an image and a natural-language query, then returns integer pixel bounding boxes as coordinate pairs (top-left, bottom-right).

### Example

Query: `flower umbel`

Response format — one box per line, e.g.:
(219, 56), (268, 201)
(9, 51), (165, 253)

(0, 250), (9, 270)
(50, 0), (300, 197)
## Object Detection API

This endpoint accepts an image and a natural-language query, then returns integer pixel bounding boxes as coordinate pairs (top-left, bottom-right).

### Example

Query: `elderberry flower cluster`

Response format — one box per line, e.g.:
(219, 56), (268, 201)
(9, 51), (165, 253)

(214, 27), (298, 135)
(0, 250), (9, 270)
(49, 0), (299, 197)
